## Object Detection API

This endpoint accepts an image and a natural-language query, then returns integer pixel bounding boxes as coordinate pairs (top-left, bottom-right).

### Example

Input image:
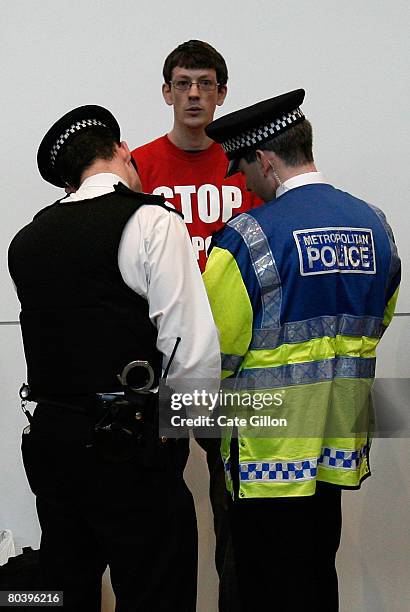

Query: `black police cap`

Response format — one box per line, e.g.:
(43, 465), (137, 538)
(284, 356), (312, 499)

(37, 104), (121, 187)
(206, 89), (305, 176)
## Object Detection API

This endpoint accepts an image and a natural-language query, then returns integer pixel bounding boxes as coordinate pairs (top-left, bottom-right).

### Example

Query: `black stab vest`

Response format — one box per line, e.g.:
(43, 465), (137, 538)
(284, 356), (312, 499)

(8, 184), (174, 396)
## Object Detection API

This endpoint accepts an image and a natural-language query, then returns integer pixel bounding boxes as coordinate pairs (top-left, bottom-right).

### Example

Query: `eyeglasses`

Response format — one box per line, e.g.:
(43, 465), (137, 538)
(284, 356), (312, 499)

(170, 79), (219, 92)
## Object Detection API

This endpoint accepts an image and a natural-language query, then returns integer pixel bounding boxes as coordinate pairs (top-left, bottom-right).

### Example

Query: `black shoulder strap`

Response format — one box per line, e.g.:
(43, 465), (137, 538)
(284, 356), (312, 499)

(32, 200), (62, 221)
(113, 182), (184, 219)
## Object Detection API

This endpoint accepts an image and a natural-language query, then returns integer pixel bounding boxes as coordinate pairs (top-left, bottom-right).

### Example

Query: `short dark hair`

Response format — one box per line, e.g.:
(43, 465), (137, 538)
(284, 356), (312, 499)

(243, 119), (314, 167)
(163, 40), (228, 87)
(55, 127), (118, 189)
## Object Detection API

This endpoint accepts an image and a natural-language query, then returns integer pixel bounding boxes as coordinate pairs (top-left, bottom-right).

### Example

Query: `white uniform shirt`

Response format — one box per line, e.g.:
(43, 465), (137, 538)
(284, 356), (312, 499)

(276, 171), (327, 197)
(63, 173), (221, 404)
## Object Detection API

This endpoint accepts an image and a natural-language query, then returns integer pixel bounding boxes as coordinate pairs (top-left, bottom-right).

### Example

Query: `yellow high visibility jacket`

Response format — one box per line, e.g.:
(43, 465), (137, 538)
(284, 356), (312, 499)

(203, 183), (400, 499)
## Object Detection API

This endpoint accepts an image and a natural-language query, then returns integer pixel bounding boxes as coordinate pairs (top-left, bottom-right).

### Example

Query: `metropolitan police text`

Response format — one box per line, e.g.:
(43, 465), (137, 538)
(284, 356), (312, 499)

(295, 228), (375, 275)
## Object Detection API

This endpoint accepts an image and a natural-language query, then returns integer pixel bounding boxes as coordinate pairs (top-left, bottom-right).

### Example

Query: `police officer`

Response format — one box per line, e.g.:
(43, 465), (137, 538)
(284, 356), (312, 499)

(203, 90), (401, 611)
(8, 105), (220, 611)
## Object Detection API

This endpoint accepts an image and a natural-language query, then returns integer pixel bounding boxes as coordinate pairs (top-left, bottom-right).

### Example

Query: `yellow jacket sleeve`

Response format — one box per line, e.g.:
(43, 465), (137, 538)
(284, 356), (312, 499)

(382, 285), (400, 331)
(203, 247), (253, 378)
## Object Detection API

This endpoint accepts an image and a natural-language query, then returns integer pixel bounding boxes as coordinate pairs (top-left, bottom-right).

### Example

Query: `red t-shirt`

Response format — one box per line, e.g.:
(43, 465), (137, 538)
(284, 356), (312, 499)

(132, 135), (261, 271)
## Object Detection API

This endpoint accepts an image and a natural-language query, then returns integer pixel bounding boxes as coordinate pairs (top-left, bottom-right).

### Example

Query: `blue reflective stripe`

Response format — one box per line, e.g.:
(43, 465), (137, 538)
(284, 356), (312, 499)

(240, 458), (318, 482)
(238, 444), (368, 483)
(367, 203), (401, 296)
(319, 445), (368, 470)
(236, 356), (375, 389)
(221, 352), (243, 373)
(228, 214), (282, 329)
(224, 460), (232, 482)
(250, 314), (384, 350)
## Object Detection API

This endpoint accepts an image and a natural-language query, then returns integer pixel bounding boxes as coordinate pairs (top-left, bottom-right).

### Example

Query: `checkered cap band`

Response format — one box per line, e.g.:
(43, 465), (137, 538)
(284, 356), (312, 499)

(222, 107), (304, 155)
(50, 119), (107, 166)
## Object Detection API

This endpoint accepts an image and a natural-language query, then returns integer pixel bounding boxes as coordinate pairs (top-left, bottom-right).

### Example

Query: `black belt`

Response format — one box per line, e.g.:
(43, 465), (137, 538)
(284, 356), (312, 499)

(33, 394), (117, 413)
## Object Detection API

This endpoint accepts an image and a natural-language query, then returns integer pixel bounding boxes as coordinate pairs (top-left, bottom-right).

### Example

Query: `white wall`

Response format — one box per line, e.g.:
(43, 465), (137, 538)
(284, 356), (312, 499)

(1, 2), (409, 611)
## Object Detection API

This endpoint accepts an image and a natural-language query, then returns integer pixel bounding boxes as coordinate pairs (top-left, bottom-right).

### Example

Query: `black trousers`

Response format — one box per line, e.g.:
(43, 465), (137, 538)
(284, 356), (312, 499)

(22, 403), (197, 612)
(205, 441), (242, 612)
(229, 482), (342, 612)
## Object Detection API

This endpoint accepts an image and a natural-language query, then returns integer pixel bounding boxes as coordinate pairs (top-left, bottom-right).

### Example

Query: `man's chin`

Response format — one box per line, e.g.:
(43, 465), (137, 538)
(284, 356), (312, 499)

(183, 116), (210, 130)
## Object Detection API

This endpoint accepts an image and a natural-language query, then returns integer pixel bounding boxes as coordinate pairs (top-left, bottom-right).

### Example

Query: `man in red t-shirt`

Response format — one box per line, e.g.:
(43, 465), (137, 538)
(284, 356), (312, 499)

(132, 41), (259, 612)
(132, 39), (259, 272)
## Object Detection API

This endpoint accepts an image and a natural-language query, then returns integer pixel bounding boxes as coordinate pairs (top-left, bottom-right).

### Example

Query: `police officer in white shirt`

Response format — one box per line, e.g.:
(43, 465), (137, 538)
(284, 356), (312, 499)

(8, 105), (220, 612)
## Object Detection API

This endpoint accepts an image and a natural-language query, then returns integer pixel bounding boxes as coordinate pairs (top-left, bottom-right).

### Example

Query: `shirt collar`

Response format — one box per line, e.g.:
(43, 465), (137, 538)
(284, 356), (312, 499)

(276, 171), (327, 198)
(63, 173), (129, 202)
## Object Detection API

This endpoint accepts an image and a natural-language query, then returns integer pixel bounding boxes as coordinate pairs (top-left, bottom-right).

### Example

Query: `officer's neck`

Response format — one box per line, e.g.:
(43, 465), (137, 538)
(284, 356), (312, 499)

(80, 158), (129, 188)
(278, 162), (318, 183)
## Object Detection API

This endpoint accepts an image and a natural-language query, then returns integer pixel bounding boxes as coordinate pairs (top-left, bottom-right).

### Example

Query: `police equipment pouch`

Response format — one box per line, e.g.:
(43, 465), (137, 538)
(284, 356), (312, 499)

(94, 395), (154, 463)
(94, 360), (159, 464)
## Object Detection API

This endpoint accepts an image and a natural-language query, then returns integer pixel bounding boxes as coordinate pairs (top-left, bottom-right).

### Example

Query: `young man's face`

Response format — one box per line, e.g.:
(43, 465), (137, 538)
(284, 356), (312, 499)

(162, 67), (227, 131)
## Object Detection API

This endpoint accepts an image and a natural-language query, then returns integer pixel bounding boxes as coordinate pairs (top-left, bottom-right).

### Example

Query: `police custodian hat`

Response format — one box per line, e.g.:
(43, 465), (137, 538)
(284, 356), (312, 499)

(37, 105), (121, 187)
(206, 89), (305, 176)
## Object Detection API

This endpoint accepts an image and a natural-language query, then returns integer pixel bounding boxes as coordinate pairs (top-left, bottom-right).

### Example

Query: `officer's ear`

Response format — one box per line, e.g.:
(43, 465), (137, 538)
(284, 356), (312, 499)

(256, 150), (271, 175)
(118, 141), (132, 163)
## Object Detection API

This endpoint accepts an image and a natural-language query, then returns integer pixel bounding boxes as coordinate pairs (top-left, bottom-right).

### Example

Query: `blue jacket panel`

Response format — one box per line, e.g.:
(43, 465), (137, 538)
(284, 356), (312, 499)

(211, 184), (400, 329)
